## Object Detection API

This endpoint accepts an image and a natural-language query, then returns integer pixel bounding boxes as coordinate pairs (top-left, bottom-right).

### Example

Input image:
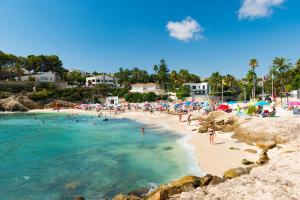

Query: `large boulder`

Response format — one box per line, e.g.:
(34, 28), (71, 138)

(0, 96), (28, 112)
(146, 174), (223, 200)
(223, 167), (252, 179)
(256, 141), (276, 150)
(18, 95), (40, 109)
(43, 100), (76, 109)
(206, 111), (238, 126)
(112, 194), (140, 200)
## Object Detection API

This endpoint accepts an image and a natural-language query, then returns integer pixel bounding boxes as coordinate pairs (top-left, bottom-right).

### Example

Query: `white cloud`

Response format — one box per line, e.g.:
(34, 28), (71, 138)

(238, 0), (285, 20)
(166, 17), (204, 41)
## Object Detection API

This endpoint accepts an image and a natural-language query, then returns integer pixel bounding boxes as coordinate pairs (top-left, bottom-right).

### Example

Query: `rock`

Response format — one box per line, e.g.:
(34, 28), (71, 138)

(74, 196), (85, 200)
(256, 150), (269, 164)
(241, 158), (254, 165)
(65, 181), (79, 191)
(0, 96), (29, 112)
(244, 149), (257, 154)
(128, 187), (149, 198)
(221, 124), (234, 132)
(18, 95), (40, 109)
(43, 100), (76, 109)
(198, 126), (208, 133)
(256, 141), (276, 150)
(112, 194), (140, 200)
(146, 175), (223, 200)
(223, 167), (252, 179)
(229, 147), (240, 150)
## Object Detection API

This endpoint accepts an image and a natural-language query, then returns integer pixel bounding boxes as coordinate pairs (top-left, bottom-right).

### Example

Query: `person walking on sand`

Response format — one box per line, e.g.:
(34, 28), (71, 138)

(208, 127), (216, 144)
(179, 113), (182, 122)
(187, 114), (192, 126)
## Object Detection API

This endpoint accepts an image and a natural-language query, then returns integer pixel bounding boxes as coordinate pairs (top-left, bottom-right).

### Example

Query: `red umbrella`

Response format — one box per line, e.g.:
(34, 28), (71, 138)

(217, 104), (229, 111)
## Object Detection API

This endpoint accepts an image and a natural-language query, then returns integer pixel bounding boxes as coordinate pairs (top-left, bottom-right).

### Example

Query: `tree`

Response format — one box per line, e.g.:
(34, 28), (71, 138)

(153, 65), (158, 75)
(157, 59), (169, 90)
(270, 57), (293, 106)
(249, 59), (258, 100)
(296, 59), (300, 73)
(176, 85), (190, 100)
(65, 71), (86, 85)
(208, 72), (222, 95)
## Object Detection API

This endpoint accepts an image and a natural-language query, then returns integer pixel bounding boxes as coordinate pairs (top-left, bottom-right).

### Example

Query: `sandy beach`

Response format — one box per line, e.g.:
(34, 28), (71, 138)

(28, 108), (262, 177)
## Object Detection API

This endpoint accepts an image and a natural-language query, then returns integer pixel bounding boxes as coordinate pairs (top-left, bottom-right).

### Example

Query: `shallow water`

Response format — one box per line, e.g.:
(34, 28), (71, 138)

(0, 113), (201, 199)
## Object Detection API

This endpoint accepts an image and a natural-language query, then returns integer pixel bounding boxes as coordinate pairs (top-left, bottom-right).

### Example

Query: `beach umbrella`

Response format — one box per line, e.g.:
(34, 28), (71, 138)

(227, 101), (236, 105)
(217, 104), (229, 111)
(255, 101), (269, 106)
(288, 101), (300, 106)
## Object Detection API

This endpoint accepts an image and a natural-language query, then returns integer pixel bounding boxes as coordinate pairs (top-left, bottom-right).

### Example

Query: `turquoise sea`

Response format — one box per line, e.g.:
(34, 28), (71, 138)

(0, 113), (201, 200)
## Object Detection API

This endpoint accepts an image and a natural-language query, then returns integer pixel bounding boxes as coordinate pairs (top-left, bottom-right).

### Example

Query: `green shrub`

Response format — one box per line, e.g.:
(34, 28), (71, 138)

(246, 105), (256, 115)
(29, 89), (55, 101)
(0, 81), (35, 93)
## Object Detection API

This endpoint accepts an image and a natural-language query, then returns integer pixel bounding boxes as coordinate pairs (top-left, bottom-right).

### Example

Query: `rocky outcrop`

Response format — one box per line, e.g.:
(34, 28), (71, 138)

(43, 100), (76, 109)
(198, 111), (238, 133)
(113, 174), (223, 200)
(0, 96), (29, 111)
(0, 95), (40, 112)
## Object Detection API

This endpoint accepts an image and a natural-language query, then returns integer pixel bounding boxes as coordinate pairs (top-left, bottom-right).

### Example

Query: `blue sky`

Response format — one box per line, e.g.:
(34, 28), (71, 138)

(0, 0), (300, 78)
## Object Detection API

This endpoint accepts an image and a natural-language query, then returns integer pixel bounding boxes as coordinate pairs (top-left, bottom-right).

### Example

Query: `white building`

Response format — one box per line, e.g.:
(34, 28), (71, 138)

(106, 96), (119, 106)
(130, 83), (164, 95)
(184, 82), (210, 96)
(16, 71), (61, 82)
(85, 75), (118, 87)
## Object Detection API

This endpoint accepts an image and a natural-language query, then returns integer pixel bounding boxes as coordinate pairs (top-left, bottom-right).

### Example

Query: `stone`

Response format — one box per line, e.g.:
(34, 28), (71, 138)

(223, 167), (252, 179)
(244, 149), (257, 154)
(241, 158), (254, 165)
(229, 147), (240, 150)
(221, 124), (234, 132)
(74, 196), (85, 200)
(128, 187), (149, 198)
(198, 126), (208, 133)
(146, 175), (223, 200)
(0, 96), (29, 112)
(256, 141), (276, 150)
(65, 182), (79, 191)
(256, 150), (269, 164)
(112, 194), (140, 200)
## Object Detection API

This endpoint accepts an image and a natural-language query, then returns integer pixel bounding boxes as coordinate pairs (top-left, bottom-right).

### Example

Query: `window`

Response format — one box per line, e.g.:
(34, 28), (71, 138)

(92, 79), (95, 82)
(192, 86), (196, 89)
(96, 79), (100, 82)
(203, 85), (205, 89)
(40, 77), (48, 80)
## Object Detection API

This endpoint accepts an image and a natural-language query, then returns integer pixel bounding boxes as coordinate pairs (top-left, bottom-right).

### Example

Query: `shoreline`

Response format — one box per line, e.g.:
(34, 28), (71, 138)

(26, 108), (261, 177)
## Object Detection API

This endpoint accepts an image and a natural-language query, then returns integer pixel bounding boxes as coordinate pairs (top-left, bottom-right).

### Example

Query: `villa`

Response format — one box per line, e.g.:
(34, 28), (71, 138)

(130, 83), (164, 95)
(15, 71), (61, 83)
(184, 82), (210, 96)
(85, 74), (119, 87)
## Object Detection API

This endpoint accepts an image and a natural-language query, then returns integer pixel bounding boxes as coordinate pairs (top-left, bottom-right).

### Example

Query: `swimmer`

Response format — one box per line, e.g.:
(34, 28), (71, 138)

(141, 127), (145, 135)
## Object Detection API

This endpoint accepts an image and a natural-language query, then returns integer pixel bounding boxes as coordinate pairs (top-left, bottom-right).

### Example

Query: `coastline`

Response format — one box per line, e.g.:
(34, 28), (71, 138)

(27, 108), (260, 177)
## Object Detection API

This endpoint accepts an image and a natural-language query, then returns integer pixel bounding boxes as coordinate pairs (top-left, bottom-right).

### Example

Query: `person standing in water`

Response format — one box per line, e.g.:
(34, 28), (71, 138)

(141, 127), (145, 135)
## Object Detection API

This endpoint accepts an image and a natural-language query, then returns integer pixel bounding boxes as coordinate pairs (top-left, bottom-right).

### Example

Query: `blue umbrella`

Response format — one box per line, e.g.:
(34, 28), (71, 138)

(255, 101), (269, 106)
(227, 101), (236, 105)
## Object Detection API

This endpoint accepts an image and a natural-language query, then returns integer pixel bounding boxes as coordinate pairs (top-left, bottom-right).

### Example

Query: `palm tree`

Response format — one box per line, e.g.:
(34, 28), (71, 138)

(270, 57), (293, 106)
(249, 59), (258, 100)
(153, 65), (158, 75)
(296, 59), (300, 73)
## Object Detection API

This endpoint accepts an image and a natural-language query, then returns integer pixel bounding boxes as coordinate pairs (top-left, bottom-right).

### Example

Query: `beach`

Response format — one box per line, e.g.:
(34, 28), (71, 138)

(28, 108), (262, 177)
